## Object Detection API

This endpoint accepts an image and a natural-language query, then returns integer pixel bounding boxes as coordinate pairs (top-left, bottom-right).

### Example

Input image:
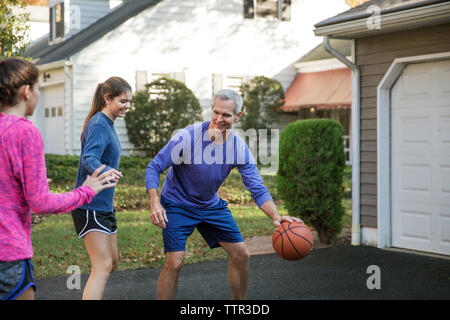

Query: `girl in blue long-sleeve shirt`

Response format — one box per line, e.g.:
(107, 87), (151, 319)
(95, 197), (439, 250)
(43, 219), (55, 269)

(72, 77), (131, 300)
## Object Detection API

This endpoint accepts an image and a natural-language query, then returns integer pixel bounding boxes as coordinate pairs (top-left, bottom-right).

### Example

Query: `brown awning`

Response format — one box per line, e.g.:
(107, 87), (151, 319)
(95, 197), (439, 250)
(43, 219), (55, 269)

(281, 68), (351, 112)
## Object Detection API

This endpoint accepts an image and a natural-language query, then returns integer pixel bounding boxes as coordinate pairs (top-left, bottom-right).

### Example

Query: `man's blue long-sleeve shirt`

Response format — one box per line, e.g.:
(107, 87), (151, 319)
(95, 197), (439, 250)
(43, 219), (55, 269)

(145, 121), (272, 209)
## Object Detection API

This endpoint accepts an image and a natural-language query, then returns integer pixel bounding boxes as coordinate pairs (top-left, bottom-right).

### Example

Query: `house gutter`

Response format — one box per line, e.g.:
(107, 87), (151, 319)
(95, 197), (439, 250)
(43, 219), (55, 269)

(314, 2), (450, 39)
(323, 36), (361, 246)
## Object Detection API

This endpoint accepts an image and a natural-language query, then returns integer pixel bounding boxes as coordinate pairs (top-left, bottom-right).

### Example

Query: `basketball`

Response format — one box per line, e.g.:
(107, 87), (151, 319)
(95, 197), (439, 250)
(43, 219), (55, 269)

(272, 221), (313, 261)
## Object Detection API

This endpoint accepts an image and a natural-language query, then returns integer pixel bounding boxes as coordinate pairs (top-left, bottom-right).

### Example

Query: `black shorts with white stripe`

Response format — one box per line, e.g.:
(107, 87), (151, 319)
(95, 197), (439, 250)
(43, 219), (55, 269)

(71, 208), (117, 238)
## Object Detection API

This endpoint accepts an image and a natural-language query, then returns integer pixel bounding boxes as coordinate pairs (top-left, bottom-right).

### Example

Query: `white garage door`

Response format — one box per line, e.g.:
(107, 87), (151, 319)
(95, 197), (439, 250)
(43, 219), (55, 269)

(391, 59), (450, 255)
(40, 84), (65, 154)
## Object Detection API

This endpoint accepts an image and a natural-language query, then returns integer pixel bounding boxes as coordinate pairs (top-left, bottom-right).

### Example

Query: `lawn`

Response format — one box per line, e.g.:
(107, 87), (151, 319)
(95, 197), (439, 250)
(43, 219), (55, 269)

(31, 204), (289, 279)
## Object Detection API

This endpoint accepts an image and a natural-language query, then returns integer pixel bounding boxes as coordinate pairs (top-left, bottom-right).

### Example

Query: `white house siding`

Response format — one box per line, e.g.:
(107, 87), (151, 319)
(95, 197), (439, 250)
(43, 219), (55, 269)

(67, 0), (349, 155)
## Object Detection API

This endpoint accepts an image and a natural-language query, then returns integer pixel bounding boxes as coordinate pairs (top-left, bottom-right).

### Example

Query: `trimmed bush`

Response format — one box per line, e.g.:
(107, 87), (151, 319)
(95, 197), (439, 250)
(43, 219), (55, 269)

(45, 154), (153, 187)
(277, 119), (346, 244)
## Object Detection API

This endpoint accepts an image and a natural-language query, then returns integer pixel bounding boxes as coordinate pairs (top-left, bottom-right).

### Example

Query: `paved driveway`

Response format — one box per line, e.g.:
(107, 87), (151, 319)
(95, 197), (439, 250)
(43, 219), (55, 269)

(35, 245), (450, 300)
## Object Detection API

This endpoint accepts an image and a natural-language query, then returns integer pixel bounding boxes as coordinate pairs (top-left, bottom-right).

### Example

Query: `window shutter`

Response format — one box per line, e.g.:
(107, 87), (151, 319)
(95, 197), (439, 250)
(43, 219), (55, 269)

(281, 0), (291, 21)
(244, 0), (255, 19)
(173, 72), (185, 83)
(212, 74), (223, 94)
(135, 70), (148, 92)
(55, 2), (64, 39)
(49, 6), (54, 42)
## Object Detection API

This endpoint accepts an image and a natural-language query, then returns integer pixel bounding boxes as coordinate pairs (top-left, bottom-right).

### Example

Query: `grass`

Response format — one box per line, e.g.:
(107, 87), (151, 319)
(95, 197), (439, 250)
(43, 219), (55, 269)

(31, 204), (289, 279)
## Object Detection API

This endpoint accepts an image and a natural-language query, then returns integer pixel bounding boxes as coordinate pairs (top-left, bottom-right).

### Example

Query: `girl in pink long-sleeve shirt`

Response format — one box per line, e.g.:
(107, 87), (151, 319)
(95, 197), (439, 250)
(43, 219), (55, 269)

(0, 58), (119, 300)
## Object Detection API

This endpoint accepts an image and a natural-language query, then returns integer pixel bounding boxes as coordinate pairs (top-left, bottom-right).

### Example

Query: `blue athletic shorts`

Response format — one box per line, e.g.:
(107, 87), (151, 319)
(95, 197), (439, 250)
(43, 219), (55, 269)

(0, 259), (35, 300)
(160, 195), (244, 253)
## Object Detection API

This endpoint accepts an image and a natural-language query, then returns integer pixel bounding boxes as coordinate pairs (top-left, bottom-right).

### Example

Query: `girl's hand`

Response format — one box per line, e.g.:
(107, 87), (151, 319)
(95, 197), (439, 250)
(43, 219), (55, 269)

(82, 165), (119, 194)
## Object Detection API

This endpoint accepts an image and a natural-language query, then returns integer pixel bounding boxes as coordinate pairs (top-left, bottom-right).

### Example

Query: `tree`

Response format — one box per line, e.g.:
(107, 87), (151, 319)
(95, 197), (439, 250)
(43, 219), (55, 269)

(0, 0), (31, 58)
(125, 77), (203, 157)
(239, 76), (284, 132)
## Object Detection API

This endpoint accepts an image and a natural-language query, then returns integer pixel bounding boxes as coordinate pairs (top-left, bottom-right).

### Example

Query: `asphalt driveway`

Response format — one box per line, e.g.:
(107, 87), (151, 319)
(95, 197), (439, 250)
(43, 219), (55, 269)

(34, 245), (450, 300)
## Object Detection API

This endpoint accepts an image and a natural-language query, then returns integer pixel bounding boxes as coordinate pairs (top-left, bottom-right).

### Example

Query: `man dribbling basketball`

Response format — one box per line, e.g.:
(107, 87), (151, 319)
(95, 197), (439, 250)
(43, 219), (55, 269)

(145, 89), (301, 300)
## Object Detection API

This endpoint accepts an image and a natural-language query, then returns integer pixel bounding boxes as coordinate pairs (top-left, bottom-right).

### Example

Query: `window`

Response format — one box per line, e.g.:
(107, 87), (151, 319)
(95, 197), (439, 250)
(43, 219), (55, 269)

(244, 0), (291, 21)
(49, 0), (65, 43)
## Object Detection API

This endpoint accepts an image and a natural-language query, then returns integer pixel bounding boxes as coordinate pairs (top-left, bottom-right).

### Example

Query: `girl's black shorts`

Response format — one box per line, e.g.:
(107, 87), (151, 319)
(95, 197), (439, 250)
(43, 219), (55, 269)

(71, 208), (117, 238)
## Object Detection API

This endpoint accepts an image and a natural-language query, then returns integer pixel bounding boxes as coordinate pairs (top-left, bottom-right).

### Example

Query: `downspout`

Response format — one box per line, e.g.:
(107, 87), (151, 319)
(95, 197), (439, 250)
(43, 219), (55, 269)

(323, 36), (361, 245)
(64, 61), (74, 155)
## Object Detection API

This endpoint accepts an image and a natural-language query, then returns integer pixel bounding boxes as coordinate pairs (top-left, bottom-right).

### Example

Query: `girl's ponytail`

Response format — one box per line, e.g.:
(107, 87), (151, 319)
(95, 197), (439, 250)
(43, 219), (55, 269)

(80, 82), (105, 140)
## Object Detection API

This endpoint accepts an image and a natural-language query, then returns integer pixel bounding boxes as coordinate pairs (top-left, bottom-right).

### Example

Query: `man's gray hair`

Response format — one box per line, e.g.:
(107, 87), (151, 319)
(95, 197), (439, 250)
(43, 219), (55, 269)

(213, 89), (243, 114)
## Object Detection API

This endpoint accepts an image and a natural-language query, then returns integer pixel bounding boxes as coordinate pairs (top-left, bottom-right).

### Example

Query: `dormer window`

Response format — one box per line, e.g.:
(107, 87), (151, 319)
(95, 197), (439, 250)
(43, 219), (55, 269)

(49, 0), (65, 44)
(244, 0), (291, 21)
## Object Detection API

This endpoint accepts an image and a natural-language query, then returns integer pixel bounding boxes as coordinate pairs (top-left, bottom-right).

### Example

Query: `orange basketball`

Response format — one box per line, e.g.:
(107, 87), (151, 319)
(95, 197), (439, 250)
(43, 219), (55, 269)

(272, 221), (313, 261)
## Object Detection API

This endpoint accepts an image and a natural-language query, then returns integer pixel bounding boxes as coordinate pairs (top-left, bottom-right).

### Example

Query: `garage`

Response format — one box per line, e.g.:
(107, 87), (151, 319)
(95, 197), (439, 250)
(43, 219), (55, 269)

(391, 59), (450, 255)
(39, 84), (65, 155)
(314, 0), (450, 253)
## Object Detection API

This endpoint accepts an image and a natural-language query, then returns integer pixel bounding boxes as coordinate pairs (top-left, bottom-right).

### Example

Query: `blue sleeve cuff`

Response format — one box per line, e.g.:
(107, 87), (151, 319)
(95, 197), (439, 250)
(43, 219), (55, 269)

(145, 161), (161, 191)
(255, 193), (273, 208)
(145, 180), (159, 192)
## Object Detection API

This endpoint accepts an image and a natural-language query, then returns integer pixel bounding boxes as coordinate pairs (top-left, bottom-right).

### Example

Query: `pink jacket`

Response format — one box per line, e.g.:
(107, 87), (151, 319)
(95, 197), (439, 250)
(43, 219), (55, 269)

(0, 113), (96, 261)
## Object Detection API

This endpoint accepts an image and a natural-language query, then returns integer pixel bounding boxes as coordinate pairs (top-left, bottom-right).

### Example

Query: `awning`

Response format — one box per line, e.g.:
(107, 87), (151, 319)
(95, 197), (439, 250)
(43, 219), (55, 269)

(281, 68), (351, 112)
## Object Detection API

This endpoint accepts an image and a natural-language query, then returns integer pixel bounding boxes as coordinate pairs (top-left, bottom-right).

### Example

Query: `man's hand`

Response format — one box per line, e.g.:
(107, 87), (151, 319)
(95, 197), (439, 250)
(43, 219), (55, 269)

(272, 214), (303, 227)
(147, 189), (168, 229)
(260, 200), (303, 227)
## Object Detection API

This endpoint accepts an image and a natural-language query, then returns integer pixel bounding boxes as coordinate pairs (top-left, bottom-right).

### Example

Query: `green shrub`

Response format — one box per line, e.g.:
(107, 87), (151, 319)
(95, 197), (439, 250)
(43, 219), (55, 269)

(45, 154), (153, 187)
(277, 119), (346, 244)
(125, 77), (203, 157)
(45, 154), (80, 187)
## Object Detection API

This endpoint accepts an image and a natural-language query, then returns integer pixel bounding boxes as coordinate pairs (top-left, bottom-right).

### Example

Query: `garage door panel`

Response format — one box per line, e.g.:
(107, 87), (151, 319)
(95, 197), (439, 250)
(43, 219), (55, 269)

(391, 109), (433, 155)
(437, 208), (450, 255)
(392, 202), (433, 252)
(438, 115), (450, 153)
(391, 64), (433, 107)
(439, 164), (450, 201)
(437, 59), (450, 98)
(392, 155), (439, 205)
(439, 214), (450, 244)
(399, 206), (432, 241)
